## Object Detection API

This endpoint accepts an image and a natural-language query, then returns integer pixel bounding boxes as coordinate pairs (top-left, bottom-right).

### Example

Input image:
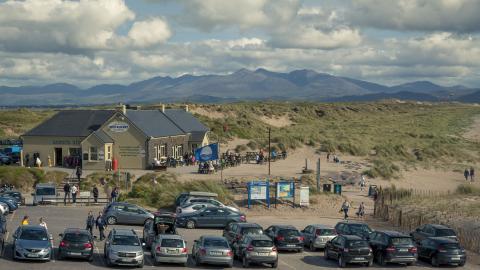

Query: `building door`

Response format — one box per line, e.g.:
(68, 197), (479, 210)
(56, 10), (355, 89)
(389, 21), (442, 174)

(54, 148), (63, 166)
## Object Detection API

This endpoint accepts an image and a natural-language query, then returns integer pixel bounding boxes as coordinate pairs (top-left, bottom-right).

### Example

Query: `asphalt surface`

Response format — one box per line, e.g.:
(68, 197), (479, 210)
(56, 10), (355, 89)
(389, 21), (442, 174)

(0, 205), (478, 270)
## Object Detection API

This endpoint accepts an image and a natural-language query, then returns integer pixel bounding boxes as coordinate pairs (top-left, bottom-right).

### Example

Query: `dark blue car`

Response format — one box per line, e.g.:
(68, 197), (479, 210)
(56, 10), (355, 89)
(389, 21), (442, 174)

(176, 207), (246, 229)
(0, 196), (18, 212)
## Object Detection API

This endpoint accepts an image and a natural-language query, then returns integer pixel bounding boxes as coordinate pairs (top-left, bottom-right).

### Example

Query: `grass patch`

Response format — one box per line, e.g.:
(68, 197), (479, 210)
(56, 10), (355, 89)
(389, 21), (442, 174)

(363, 159), (401, 179)
(455, 184), (480, 195)
(0, 167), (67, 192)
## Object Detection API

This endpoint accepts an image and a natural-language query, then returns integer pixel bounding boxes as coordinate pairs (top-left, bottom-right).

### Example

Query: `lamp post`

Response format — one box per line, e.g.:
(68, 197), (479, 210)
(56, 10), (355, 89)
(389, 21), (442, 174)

(268, 127), (271, 176)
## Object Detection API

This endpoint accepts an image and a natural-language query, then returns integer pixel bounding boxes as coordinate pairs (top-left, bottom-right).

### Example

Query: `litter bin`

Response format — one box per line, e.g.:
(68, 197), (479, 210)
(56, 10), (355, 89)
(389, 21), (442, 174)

(333, 184), (342, 195)
(368, 185), (378, 197)
(323, 184), (332, 192)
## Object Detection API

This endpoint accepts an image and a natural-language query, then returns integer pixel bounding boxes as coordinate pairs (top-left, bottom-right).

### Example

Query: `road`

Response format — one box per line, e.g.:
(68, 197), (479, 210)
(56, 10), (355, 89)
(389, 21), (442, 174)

(0, 205), (478, 269)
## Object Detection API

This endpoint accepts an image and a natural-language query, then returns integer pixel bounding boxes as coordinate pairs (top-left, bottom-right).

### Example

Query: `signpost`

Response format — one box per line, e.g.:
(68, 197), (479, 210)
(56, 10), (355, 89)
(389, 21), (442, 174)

(247, 181), (270, 209)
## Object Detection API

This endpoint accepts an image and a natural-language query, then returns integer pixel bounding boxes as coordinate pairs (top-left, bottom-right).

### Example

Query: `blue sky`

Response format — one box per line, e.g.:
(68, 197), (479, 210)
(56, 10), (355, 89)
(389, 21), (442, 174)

(0, 0), (479, 88)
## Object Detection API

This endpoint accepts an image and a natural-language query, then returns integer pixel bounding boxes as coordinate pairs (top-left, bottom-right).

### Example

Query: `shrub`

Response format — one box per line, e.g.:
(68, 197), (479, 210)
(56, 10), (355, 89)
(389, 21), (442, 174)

(363, 159), (401, 179)
(0, 167), (67, 192)
(456, 184), (480, 195)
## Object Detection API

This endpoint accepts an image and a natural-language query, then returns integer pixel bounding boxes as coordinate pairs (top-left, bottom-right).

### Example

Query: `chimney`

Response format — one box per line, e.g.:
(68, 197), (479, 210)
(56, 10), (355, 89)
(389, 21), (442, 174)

(161, 104), (165, 112)
(116, 103), (126, 114)
(184, 105), (189, 112)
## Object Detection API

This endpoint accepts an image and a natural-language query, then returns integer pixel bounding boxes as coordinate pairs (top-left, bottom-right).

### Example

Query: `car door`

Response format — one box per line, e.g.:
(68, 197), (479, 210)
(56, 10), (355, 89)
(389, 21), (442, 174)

(196, 208), (216, 227)
(331, 236), (343, 258)
(215, 208), (231, 227)
(302, 226), (312, 244)
(143, 219), (154, 247)
(368, 232), (379, 254)
(227, 223), (238, 242)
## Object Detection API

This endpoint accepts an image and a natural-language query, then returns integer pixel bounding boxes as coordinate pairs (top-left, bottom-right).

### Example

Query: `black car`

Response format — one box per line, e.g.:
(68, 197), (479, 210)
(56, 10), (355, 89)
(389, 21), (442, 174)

(335, 221), (373, 240)
(411, 224), (457, 243)
(264, 225), (304, 252)
(58, 228), (94, 261)
(176, 207), (246, 229)
(418, 237), (466, 267)
(324, 235), (373, 268)
(0, 191), (22, 205)
(369, 230), (417, 266)
(223, 222), (263, 245)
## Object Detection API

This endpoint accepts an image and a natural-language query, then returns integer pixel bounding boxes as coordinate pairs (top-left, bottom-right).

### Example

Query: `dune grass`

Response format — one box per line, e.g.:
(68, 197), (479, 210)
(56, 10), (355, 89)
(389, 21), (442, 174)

(0, 167), (68, 192)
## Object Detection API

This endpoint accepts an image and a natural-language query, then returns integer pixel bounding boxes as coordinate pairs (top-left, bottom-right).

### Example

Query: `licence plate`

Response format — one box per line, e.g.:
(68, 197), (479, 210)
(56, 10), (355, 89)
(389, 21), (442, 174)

(258, 252), (269, 256)
(69, 252), (82, 256)
(399, 248), (408, 252)
(354, 257), (364, 260)
(451, 257), (460, 261)
(27, 254), (39, 258)
(286, 244), (295, 247)
(167, 250), (178, 254)
(210, 251), (222, 256)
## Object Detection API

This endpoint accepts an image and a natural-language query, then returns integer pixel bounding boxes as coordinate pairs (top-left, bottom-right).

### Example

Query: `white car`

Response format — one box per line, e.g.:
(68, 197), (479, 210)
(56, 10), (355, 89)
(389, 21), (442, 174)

(177, 199), (240, 214)
(0, 202), (8, 215)
(176, 203), (214, 214)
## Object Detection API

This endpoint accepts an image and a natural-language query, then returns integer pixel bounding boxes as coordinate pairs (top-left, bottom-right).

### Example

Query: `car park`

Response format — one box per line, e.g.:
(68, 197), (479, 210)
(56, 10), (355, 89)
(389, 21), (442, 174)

(150, 234), (188, 266)
(264, 225), (304, 252)
(335, 221), (374, 240)
(58, 228), (94, 261)
(324, 235), (373, 268)
(192, 235), (234, 267)
(301, 224), (336, 251)
(104, 229), (145, 268)
(12, 225), (53, 261)
(411, 224), (457, 243)
(236, 234), (278, 268)
(103, 202), (154, 225)
(143, 211), (176, 248)
(176, 207), (246, 229)
(175, 191), (218, 206)
(417, 237), (467, 267)
(179, 197), (240, 213)
(0, 196), (18, 212)
(369, 230), (417, 266)
(32, 183), (57, 206)
(223, 222), (263, 245)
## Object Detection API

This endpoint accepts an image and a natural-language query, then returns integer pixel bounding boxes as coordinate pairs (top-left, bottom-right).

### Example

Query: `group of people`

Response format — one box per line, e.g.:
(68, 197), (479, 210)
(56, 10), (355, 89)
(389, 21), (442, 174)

(21, 215), (48, 229)
(63, 182), (100, 205)
(463, 167), (475, 182)
(86, 211), (108, 240)
(326, 152), (340, 163)
(340, 200), (366, 220)
(24, 153), (42, 168)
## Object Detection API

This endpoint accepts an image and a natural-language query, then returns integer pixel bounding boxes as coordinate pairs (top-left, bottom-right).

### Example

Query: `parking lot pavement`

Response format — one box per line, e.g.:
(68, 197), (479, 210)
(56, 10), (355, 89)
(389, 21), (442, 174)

(1, 205), (479, 270)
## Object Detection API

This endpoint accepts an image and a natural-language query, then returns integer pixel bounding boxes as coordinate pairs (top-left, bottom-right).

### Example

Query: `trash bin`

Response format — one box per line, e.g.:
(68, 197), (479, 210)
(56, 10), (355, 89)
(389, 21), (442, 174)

(333, 184), (342, 195)
(323, 184), (332, 192)
(368, 185), (378, 197)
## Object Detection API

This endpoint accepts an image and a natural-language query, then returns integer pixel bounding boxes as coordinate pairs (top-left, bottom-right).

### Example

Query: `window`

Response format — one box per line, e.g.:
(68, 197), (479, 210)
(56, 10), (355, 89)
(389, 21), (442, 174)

(90, 147), (98, 161)
(106, 145), (112, 160)
(155, 144), (167, 159)
(69, 148), (81, 157)
(172, 145), (183, 159)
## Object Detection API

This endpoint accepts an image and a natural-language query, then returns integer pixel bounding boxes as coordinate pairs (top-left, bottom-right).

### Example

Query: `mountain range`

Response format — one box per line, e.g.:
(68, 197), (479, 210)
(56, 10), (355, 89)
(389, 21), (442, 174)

(1, 68), (479, 106)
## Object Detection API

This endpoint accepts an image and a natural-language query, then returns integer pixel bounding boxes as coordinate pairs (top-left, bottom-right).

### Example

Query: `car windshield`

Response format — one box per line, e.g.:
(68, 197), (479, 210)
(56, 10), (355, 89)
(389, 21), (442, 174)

(64, 233), (90, 242)
(316, 229), (336, 236)
(204, 239), (229, 248)
(36, 187), (55, 196)
(251, 240), (273, 247)
(349, 224), (372, 234)
(437, 229), (456, 237)
(20, 229), (48, 241)
(347, 240), (369, 248)
(242, 227), (263, 235)
(112, 235), (140, 246)
(161, 239), (184, 248)
(391, 237), (413, 245)
(279, 229), (300, 237)
(154, 216), (175, 224)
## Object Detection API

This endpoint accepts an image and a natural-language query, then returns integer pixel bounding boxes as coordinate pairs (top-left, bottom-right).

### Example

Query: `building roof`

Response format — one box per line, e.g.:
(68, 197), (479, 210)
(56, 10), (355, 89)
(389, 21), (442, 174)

(125, 110), (185, 137)
(164, 109), (209, 141)
(92, 130), (114, 143)
(24, 110), (115, 137)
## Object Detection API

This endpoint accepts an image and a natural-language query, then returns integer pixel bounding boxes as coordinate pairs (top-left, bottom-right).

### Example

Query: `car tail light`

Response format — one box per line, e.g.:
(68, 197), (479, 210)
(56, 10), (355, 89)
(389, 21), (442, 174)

(386, 246), (396, 253)
(200, 248), (206, 256)
(246, 245), (254, 252)
(59, 241), (67, 248)
(409, 247), (417, 253)
(181, 247), (188, 254)
(272, 246), (277, 252)
(276, 236), (284, 241)
(298, 236), (305, 241)
(84, 243), (92, 249)
(240, 215), (246, 222)
(227, 250), (233, 257)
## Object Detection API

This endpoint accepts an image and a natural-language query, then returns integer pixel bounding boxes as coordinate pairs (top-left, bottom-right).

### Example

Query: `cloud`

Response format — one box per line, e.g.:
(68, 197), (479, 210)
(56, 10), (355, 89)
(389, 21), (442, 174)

(350, 0), (480, 32)
(128, 18), (172, 47)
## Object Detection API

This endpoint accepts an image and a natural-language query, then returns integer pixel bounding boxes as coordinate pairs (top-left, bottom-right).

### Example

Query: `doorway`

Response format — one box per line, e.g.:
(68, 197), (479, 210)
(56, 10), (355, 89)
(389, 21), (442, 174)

(54, 148), (63, 166)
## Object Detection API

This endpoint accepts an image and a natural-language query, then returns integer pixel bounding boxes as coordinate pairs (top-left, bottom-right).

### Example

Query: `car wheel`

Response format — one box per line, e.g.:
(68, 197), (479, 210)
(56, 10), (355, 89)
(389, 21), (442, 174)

(406, 261), (415, 266)
(271, 260), (278, 268)
(379, 253), (386, 266)
(186, 220), (196, 229)
(309, 242), (316, 251)
(458, 261), (465, 267)
(242, 256), (249, 268)
(324, 249), (330, 260)
(107, 216), (117, 225)
(367, 258), (373, 267)
(338, 255), (346, 268)
(431, 255), (439, 267)
(137, 260), (144, 268)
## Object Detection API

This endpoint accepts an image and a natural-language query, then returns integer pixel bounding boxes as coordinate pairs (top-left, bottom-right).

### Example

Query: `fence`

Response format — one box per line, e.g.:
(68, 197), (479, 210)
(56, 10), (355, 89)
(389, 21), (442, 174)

(374, 187), (480, 253)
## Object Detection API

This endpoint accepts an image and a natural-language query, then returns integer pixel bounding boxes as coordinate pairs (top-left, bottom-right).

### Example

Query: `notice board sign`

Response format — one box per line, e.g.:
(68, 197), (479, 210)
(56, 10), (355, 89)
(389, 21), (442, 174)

(299, 186), (309, 207)
(247, 181), (270, 208)
(276, 182), (294, 198)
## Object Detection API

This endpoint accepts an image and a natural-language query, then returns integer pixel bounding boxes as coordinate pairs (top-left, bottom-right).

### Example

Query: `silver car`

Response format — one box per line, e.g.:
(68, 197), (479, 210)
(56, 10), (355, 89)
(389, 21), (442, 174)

(180, 198), (240, 213)
(151, 234), (188, 266)
(103, 202), (154, 225)
(104, 229), (145, 268)
(192, 235), (234, 268)
(12, 225), (53, 261)
(301, 224), (337, 251)
(237, 234), (278, 268)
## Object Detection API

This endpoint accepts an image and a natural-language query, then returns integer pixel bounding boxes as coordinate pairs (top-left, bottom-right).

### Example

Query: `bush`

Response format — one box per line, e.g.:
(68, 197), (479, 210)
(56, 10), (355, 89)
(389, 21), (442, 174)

(247, 140), (258, 150)
(455, 184), (480, 195)
(235, 144), (247, 153)
(0, 167), (67, 192)
(363, 159), (401, 179)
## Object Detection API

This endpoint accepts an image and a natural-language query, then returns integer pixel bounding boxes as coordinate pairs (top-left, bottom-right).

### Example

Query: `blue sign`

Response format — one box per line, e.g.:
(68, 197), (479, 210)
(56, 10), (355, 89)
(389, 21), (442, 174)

(276, 181), (294, 198)
(195, 143), (219, 162)
(247, 181), (270, 209)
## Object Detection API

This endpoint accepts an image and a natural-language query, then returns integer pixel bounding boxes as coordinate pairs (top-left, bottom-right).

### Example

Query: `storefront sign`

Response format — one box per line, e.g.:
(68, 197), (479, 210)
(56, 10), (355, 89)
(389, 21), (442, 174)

(108, 121), (129, 133)
(52, 140), (81, 145)
(299, 186), (310, 207)
(119, 146), (144, 157)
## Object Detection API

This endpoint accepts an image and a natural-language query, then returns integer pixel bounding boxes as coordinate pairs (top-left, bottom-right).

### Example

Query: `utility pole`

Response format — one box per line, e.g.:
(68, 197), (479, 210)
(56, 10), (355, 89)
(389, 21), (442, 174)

(316, 158), (321, 192)
(268, 127), (271, 176)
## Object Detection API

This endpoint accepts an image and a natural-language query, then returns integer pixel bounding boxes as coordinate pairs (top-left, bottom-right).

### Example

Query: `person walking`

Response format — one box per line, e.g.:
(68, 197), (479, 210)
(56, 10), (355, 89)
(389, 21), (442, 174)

(71, 184), (78, 204)
(470, 167), (475, 182)
(92, 185), (99, 203)
(63, 182), (71, 205)
(110, 187), (118, 203)
(21, 216), (29, 226)
(464, 169), (470, 181)
(327, 152), (330, 162)
(356, 202), (365, 219)
(96, 212), (107, 241)
(76, 166), (82, 182)
(39, 217), (48, 230)
(86, 211), (95, 235)
(359, 175), (366, 191)
(341, 200), (350, 220)
(25, 154), (30, 167)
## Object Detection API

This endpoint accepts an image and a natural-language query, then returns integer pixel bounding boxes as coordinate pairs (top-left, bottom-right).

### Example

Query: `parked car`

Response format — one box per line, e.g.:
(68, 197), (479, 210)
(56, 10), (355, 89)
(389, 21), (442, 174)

(369, 230), (417, 266)
(411, 224), (457, 243)
(417, 237), (466, 267)
(0, 191), (23, 205)
(301, 224), (337, 251)
(32, 183), (57, 206)
(192, 235), (233, 267)
(176, 207), (246, 229)
(0, 202), (9, 215)
(0, 153), (11, 165)
(0, 196), (18, 212)
(175, 191), (218, 206)
(12, 225), (53, 261)
(143, 212), (176, 249)
(335, 221), (374, 240)
(324, 235), (373, 268)
(150, 234), (188, 266)
(179, 198), (240, 212)
(176, 202), (214, 214)
(223, 222), (263, 245)
(103, 202), (154, 225)
(236, 234), (278, 268)
(58, 228), (94, 261)
(264, 225), (304, 252)
(0, 215), (6, 251)
(104, 229), (145, 268)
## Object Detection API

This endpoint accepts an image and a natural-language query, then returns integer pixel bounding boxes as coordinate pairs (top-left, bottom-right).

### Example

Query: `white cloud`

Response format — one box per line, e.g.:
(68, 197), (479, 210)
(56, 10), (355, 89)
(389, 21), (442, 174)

(128, 18), (172, 48)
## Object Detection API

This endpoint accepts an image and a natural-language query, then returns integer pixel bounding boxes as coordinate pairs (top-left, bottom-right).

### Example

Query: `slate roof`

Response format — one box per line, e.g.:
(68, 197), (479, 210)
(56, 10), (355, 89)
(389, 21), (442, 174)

(92, 130), (114, 143)
(163, 109), (209, 141)
(23, 110), (115, 137)
(125, 110), (185, 137)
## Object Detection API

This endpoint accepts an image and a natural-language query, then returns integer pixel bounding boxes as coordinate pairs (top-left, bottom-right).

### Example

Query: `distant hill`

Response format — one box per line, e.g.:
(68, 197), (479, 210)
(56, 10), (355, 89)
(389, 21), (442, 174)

(0, 69), (476, 105)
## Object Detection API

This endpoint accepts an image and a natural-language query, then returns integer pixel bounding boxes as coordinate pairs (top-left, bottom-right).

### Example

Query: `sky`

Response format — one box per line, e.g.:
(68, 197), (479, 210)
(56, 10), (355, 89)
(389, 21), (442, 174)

(0, 0), (479, 88)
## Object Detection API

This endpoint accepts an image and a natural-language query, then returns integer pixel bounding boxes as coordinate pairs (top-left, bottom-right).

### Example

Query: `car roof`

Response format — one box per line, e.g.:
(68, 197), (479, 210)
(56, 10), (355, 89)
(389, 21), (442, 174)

(309, 224), (334, 229)
(271, 225), (297, 230)
(185, 191), (218, 197)
(338, 221), (368, 225)
(429, 237), (459, 243)
(113, 229), (137, 236)
(202, 235), (227, 241)
(429, 224), (451, 230)
(378, 230), (410, 237)
(35, 183), (56, 187)
(64, 228), (90, 234)
(21, 225), (47, 231)
(153, 211), (176, 217)
(342, 235), (366, 240)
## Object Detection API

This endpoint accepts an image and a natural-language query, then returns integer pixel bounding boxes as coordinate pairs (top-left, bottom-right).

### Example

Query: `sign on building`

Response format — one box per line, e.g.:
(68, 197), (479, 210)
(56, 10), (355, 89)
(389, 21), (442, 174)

(108, 121), (129, 133)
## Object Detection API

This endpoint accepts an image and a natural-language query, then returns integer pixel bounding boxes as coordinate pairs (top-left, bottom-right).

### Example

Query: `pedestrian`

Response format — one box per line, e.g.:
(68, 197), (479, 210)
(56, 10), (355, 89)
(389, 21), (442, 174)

(96, 212), (107, 241)
(327, 152), (330, 162)
(21, 215), (29, 226)
(86, 211), (95, 235)
(360, 175), (366, 191)
(464, 169), (470, 181)
(25, 153), (30, 167)
(356, 202), (365, 219)
(35, 156), (42, 168)
(71, 184), (78, 204)
(63, 182), (71, 205)
(39, 217), (48, 230)
(76, 166), (82, 182)
(92, 185), (99, 203)
(470, 167), (475, 182)
(341, 200), (350, 220)
(110, 187), (118, 202)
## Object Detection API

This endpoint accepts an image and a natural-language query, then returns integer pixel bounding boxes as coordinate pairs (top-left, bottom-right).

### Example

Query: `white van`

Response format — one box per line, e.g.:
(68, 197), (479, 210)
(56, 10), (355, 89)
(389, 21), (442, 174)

(32, 183), (57, 205)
